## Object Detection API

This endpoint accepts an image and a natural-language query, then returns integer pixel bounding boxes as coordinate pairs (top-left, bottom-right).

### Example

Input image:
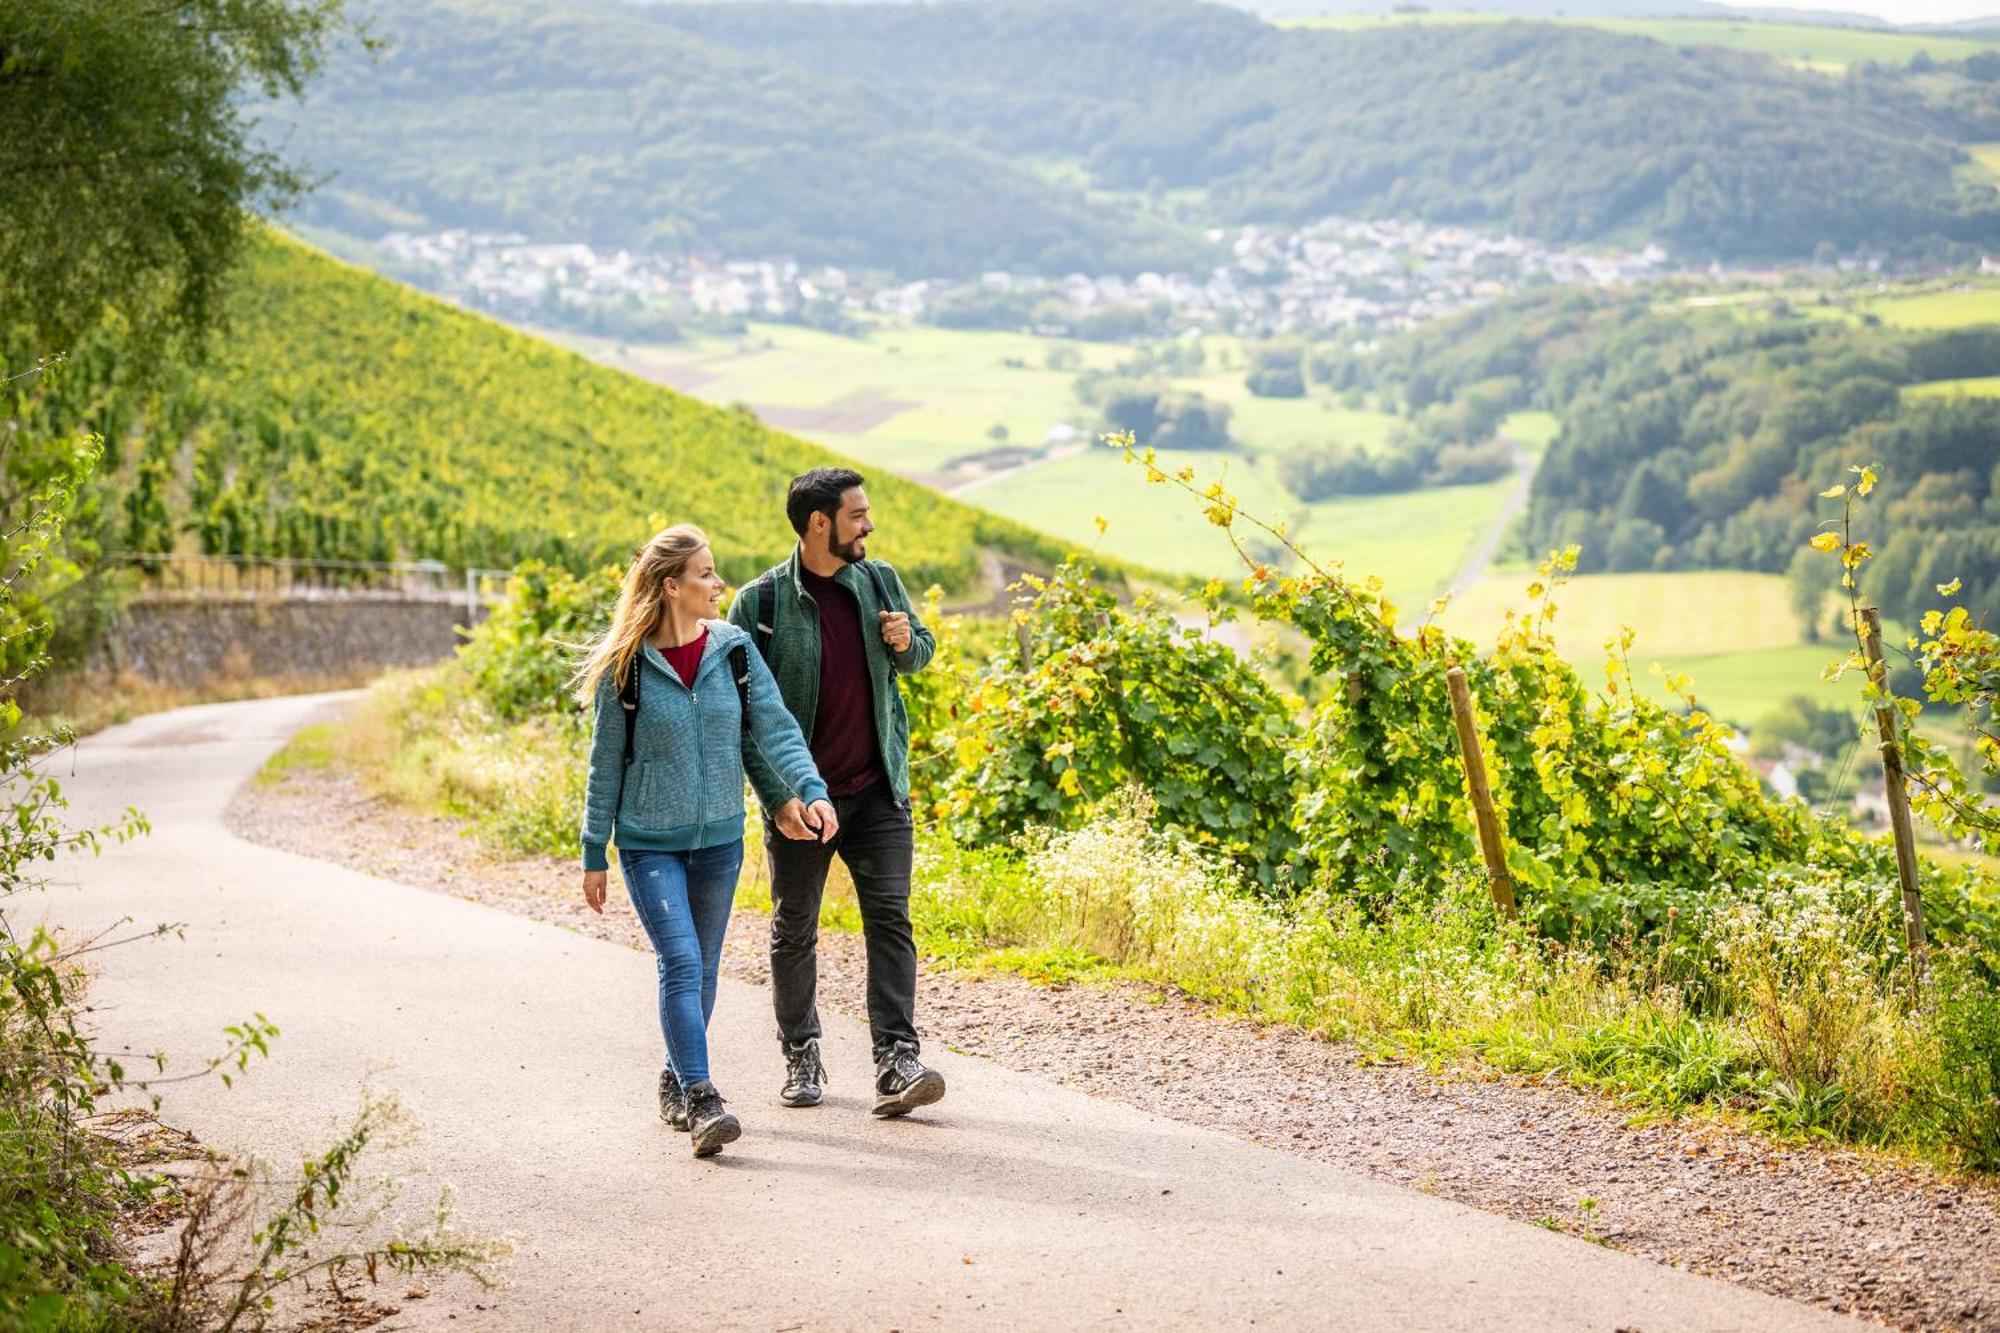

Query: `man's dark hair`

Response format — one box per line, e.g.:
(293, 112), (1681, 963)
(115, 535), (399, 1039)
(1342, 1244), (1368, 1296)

(786, 467), (866, 537)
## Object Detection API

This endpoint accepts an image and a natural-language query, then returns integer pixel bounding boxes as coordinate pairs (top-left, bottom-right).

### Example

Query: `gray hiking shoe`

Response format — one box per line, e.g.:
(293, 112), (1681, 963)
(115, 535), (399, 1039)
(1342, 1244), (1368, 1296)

(872, 1042), (945, 1118)
(781, 1039), (827, 1108)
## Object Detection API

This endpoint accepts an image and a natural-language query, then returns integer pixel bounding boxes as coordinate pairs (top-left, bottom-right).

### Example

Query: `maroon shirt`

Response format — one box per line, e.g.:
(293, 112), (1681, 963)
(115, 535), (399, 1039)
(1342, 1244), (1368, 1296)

(799, 567), (885, 798)
(660, 627), (707, 688)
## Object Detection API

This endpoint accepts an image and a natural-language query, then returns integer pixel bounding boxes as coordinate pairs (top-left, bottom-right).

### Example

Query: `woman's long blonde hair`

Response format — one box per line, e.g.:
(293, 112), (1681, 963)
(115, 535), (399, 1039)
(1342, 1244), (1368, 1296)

(571, 524), (710, 707)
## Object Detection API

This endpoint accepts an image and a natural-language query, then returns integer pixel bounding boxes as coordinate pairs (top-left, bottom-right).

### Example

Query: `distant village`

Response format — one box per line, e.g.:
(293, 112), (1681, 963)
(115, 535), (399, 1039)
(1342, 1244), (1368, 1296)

(369, 217), (1673, 341)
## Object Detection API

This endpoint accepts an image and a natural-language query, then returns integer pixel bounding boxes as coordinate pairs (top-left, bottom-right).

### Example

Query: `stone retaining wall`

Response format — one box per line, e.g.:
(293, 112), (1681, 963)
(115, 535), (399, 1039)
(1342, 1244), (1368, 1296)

(87, 597), (470, 691)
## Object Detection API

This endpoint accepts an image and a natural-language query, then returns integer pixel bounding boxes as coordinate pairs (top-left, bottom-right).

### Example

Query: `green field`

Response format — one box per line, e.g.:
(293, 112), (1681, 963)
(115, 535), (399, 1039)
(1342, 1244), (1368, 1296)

(1436, 570), (1850, 724)
(1440, 570), (1806, 658)
(559, 324), (1398, 484)
(969, 444), (1512, 604)
(1285, 12), (2000, 72)
(1499, 409), (1560, 452)
(1651, 645), (1856, 724)
(558, 322), (1443, 589)
(559, 322), (1123, 477)
(1906, 374), (2000, 400)
(1859, 284), (2000, 329)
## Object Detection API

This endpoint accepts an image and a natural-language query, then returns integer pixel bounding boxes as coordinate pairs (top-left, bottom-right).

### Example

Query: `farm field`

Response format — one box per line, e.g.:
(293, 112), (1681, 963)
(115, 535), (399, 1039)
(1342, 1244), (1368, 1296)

(972, 444), (1515, 604)
(1437, 570), (1861, 724)
(1439, 570), (1805, 659)
(557, 322), (1450, 588)
(1905, 374), (2000, 400)
(1651, 645), (1856, 723)
(1285, 13), (2000, 72)
(1859, 284), (2000, 329)
(556, 323), (1395, 484)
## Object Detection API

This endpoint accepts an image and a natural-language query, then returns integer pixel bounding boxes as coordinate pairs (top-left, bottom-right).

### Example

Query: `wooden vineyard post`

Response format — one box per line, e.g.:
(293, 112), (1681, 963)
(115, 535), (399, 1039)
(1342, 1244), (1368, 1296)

(1858, 606), (1930, 990)
(1445, 666), (1517, 922)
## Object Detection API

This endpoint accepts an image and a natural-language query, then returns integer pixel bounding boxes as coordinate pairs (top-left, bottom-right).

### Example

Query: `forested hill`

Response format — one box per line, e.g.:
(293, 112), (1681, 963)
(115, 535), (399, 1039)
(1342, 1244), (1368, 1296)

(1317, 290), (2000, 627)
(279, 0), (1208, 276)
(22, 231), (1054, 592)
(281, 0), (2000, 271)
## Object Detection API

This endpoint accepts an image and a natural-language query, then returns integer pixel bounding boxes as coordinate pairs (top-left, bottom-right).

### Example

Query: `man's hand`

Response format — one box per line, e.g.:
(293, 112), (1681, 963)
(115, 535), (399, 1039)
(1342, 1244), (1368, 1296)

(806, 799), (839, 843)
(773, 797), (816, 841)
(878, 609), (912, 654)
(583, 869), (608, 914)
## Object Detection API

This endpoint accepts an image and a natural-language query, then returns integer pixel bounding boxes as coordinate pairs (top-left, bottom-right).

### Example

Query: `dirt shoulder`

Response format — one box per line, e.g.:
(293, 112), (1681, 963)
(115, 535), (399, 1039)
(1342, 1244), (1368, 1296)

(227, 761), (2000, 1332)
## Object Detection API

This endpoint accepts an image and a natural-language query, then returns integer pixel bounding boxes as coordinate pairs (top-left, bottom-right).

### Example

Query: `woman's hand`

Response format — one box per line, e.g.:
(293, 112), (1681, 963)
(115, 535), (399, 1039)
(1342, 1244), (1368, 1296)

(806, 799), (839, 843)
(583, 869), (608, 914)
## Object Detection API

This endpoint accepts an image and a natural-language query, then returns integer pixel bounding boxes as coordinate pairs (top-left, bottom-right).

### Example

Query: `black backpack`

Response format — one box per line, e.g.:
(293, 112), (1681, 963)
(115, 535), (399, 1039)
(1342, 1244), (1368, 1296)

(619, 639), (752, 768)
(747, 560), (899, 683)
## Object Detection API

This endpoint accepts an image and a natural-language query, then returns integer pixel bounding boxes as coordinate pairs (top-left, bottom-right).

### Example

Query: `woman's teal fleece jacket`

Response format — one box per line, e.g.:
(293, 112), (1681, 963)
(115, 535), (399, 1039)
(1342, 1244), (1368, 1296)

(580, 619), (827, 871)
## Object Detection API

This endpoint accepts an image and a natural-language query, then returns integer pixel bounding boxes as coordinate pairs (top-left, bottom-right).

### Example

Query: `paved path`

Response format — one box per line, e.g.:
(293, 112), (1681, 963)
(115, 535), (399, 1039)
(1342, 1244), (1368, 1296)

(1443, 436), (1541, 601)
(30, 695), (1861, 1331)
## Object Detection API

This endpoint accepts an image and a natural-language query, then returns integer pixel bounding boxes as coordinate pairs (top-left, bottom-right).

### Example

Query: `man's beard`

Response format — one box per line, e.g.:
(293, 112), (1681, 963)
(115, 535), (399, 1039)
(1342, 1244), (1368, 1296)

(829, 532), (866, 564)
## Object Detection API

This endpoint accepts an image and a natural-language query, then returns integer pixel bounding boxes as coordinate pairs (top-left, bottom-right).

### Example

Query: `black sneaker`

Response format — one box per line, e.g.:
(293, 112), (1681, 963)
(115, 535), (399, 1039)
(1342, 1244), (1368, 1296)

(684, 1080), (741, 1158)
(659, 1069), (689, 1131)
(872, 1042), (945, 1118)
(780, 1039), (827, 1108)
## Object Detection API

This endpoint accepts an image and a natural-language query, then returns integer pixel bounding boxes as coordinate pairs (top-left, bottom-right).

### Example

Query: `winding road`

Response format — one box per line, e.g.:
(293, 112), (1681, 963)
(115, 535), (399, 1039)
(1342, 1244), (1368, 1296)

(26, 693), (1859, 1330)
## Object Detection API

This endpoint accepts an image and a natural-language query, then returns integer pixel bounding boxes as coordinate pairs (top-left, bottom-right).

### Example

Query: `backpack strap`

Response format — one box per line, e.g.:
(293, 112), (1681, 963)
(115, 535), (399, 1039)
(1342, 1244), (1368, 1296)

(728, 642), (752, 735)
(618, 652), (641, 768)
(749, 571), (779, 665)
(860, 560), (900, 682)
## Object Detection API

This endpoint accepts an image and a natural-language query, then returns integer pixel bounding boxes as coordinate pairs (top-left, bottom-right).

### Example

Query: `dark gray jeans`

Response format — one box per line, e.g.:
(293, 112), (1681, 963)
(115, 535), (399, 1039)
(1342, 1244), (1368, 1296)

(764, 782), (919, 1062)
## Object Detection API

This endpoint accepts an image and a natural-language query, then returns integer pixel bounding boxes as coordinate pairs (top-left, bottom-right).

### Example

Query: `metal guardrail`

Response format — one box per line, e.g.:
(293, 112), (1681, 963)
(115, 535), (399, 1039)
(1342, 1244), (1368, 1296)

(105, 554), (514, 620)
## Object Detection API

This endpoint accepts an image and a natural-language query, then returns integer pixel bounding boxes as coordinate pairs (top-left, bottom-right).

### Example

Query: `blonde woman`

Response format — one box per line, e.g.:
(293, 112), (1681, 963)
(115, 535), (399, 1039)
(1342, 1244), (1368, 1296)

(574, 525), (837, 1158)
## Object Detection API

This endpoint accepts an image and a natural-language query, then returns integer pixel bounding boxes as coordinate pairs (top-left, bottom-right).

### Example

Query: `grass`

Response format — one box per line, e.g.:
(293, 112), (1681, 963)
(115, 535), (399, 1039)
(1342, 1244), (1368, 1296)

(1283, 12), (2000, 72)
(971, 443), (1512, 602)
(1652, 645), (1856, 724)
(1438, 570), (1850, 725)
(1860, 285), (2000, 330)
(1499, 409), (1559, 453)
(558, 321), (1122, 477)
(563, 323), (1405, 482)
(253, 721), (339, 785)
(1905, 374), (2000, 400)
(1440, 571), (1806, 660)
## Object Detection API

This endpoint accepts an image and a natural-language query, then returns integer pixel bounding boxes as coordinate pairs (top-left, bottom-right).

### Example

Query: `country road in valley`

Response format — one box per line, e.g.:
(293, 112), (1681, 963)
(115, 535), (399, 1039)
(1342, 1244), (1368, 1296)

(28, 694), (1865, 1331)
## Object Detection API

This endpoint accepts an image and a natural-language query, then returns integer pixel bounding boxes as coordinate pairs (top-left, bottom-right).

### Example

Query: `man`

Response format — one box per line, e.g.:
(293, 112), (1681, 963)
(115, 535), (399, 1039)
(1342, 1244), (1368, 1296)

(729, 467), (946, 1117)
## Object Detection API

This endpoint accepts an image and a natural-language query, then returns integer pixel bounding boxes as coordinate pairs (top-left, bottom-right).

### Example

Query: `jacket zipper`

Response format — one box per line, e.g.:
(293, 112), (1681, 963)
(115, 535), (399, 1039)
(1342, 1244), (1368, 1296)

(639, 638), (720, 849)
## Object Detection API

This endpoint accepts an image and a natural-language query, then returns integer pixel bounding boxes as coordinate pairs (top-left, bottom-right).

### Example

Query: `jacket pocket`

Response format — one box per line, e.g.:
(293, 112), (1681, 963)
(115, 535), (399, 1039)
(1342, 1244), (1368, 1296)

(623, 759), (700, 834)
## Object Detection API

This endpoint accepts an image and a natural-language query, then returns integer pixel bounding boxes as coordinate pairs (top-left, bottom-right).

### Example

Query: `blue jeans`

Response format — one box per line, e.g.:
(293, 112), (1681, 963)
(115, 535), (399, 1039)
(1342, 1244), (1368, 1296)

(618, 841), (744, 1088)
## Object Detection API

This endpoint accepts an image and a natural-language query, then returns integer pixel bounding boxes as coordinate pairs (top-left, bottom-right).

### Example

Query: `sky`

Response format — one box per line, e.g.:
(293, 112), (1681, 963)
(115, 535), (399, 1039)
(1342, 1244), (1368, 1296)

(1743, 0), (1999, 22)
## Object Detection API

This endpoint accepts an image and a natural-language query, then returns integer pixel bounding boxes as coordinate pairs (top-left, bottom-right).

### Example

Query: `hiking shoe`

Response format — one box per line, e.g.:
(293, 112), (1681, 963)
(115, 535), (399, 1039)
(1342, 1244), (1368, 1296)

(872, 1042), (945, 1118)
(658, 1069), (689, 1131)
(685, 1080), (742, 1157)
(780, 1039), (827, 1108)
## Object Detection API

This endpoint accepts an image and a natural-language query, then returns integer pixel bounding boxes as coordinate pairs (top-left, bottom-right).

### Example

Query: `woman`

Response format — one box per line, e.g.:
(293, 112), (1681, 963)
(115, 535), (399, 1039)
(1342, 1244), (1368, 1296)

(574, 525), (837, 1158)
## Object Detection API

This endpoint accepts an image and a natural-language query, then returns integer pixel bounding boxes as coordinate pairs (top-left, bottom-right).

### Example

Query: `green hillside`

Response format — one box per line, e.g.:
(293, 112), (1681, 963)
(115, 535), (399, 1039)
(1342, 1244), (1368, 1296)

(1316, 285), (2000, 630)
(29, 231), (1060, 592)
(281, 0), (2000, 270)
(279, 0), (1207, 276)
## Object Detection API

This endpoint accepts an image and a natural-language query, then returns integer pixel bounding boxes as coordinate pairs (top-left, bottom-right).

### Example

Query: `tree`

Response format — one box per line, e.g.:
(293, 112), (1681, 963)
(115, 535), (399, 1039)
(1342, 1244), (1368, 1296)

(0, 0), (366, 355)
